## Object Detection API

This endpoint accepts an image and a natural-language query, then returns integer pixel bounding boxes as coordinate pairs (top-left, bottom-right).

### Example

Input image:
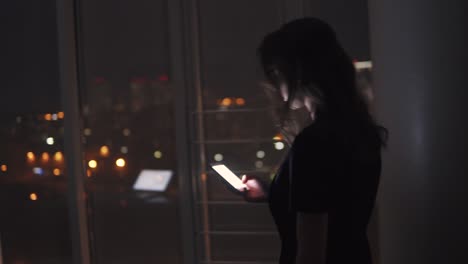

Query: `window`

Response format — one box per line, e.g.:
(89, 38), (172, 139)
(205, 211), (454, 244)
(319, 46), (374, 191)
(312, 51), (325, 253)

(0, 1), (72, 263)
(192, 1), (284, 262)
(2, 1), (377, 263)
(76, 0), (183, 263)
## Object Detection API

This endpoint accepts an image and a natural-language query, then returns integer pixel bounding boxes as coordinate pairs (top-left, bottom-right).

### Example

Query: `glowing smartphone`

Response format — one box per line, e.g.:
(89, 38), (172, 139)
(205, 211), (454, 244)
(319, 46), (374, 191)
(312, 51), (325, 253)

(211, 163), (248, 191)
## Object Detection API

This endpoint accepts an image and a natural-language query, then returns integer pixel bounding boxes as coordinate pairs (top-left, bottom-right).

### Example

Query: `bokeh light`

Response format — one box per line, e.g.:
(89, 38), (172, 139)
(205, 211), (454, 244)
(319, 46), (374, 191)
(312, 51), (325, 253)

(88, 160), (97, 169)
(116, 158), (126, 168)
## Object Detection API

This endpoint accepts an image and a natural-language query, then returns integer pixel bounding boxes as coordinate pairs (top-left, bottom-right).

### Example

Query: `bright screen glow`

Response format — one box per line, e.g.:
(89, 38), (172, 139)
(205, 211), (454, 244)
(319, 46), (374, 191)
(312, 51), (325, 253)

(211, 164), (247, 190)
(133, 169), (172, 192)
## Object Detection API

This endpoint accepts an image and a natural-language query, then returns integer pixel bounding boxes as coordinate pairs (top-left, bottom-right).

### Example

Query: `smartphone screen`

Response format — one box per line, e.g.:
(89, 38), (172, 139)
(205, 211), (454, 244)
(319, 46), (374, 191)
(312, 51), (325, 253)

(211, 164), (247, 191)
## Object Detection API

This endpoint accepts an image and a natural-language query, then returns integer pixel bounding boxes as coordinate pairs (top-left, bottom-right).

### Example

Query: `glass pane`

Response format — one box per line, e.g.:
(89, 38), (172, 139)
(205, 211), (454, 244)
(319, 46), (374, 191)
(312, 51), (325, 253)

(76, 0), (182, 263)
(198, 0), (282, 111)
(206, 204), (276, 232)
(210, 234), (280, 262)
(201, 110), (278, 141)
(0, 1), (72, 263)
(195, 0), (283, 262)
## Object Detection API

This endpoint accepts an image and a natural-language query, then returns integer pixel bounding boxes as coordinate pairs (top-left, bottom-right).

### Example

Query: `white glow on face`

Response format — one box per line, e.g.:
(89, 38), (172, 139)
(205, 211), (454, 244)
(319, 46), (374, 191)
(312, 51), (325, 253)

(212, 164), (246, 190)
(46, 137), (54, 145)
(256, 150), (265, 159)
(290, 99), (305, 110)
(280, 83), (305, 110)
(274, 142), (285, 150)
(214, 153), (224, 162)
(280, 84), (289, 102)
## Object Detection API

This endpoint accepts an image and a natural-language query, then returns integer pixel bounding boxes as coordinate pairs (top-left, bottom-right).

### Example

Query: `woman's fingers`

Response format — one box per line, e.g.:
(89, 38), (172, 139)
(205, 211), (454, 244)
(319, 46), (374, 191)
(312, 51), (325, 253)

(242, 174), (252, 183)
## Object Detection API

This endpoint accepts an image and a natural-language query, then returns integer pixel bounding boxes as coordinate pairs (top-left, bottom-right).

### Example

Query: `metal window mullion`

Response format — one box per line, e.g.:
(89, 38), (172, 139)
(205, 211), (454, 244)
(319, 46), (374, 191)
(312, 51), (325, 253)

(180, 0), (213, 262)
(56, 0), (91, 263)
(168, 0), (198, 263)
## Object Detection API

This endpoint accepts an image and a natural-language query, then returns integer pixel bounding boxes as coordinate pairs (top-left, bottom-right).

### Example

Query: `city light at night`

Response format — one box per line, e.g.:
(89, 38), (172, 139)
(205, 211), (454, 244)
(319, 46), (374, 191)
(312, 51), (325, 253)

(120, 146), (128, 154)
(41, 152), (50, 162)
(255, 160), (264, 168)
(274, 142), (285, 150)
(88, 160), (98, 169)
(273, 134), (283, 141)
(1, 164), (7, 172)
(235, 97), (246, 106)
(43, 112), (64, 121)
(27, 152), (35, 162)
(220, 97), (233, 107)
(54, 152), (64, 162)
(123, 128), (131, 136)
(153, 150), (162, 159)
(53, 168), (61, 176)
(116, 158), (126, 168)
(33, 167), (44, 175)
(256, 150), (265, 159)
(46, 137), (54, 145)
(29, 193), (38, 201)
(84, 128), (92, 136)
(100, 146), (110, 157)
(217, 97), (246, 107)
(214, 153), (224, 162)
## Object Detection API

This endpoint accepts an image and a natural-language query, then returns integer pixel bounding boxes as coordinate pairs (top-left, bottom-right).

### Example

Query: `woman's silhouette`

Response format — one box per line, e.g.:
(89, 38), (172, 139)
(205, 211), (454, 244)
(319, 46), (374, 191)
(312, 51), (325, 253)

(240, 17), (387, 264)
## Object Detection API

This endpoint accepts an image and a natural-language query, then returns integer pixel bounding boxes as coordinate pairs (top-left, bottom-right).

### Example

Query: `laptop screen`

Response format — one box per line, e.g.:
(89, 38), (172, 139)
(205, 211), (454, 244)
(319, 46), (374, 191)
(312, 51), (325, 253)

(133, 169), (173, 192)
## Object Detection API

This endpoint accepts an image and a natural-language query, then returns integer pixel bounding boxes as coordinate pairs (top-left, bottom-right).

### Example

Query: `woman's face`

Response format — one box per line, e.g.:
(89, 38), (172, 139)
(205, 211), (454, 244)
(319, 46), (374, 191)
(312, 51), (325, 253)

(266, 67), (318, 119)
(280, 83), (318, 120)
(280, 83), (303, 109)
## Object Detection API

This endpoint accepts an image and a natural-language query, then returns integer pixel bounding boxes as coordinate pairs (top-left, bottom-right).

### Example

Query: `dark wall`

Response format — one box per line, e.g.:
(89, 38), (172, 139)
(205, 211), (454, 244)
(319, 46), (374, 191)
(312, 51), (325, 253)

(370, 0), (468, 263)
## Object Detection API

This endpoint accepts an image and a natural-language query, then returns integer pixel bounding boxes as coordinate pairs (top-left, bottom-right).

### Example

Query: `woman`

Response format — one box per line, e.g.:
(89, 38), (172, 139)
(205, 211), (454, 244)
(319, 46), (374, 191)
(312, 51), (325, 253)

(240, 18), (387, 264)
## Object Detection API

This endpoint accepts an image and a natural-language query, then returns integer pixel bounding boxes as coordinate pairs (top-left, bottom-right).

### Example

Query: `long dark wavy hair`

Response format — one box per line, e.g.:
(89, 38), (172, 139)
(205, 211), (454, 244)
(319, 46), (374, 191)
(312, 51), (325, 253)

(258, 17), (388, 148)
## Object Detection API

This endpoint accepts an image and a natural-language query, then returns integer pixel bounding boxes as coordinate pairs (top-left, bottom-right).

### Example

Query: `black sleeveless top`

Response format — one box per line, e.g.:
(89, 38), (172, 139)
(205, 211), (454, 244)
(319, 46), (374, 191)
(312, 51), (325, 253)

(269, 119), (381, 264)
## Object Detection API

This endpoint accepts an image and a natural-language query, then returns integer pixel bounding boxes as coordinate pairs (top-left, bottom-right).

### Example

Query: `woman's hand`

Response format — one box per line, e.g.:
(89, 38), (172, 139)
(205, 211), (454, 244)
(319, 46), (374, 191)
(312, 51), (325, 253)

(240, 175), (268, 203)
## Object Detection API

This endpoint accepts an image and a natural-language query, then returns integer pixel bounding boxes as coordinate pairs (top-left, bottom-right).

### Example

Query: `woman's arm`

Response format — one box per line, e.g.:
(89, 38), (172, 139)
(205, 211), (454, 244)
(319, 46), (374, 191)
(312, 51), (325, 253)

(296, 212), (328, 264)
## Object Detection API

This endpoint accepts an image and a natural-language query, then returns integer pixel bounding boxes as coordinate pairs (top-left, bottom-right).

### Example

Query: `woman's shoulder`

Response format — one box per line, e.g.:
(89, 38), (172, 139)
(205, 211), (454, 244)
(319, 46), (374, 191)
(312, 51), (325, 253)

(292, 120), (331, 150)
